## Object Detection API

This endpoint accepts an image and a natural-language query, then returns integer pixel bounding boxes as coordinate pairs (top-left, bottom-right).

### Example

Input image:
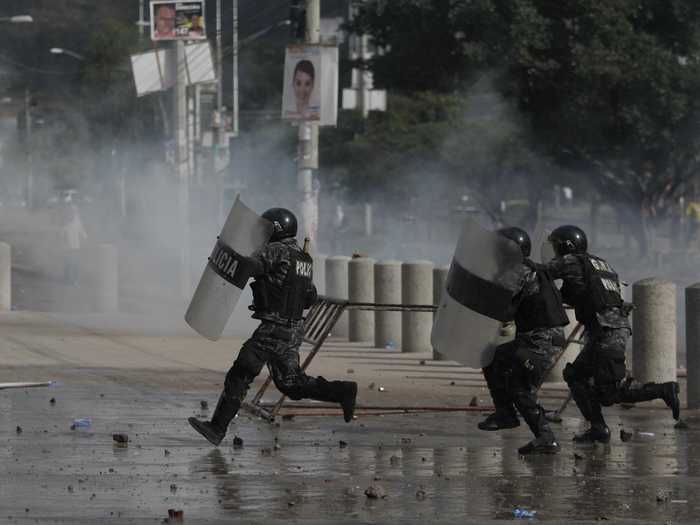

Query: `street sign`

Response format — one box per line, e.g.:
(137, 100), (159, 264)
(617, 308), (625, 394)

(150, 0), (206, 42)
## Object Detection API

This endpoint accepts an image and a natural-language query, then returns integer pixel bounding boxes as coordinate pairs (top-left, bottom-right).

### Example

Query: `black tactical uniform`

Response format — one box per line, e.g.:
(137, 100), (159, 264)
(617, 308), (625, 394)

(189, 208), (357, 446)
(479, 227), (569, 455)
(545, 225), (680, 444)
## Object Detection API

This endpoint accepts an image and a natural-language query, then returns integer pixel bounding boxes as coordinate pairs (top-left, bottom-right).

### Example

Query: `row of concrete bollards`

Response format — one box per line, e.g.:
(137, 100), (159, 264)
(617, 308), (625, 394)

(318, 255), (447, 354)
(315, 256), (700, 397)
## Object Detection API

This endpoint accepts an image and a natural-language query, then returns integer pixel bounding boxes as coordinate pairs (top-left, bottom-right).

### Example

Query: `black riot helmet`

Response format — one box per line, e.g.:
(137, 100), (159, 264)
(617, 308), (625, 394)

(497, 226), (531, 257)
(548, 225), (588, 256)
(262, 207), (298, 241)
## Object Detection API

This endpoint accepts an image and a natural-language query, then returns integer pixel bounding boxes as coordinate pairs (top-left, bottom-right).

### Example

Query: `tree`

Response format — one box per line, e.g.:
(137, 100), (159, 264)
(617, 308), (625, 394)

(346, 0), (700, 255)
(500, 0), (700, 254)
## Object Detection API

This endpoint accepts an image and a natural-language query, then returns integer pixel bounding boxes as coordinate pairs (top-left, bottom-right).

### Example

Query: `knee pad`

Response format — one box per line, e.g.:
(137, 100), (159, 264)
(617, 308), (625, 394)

(563, 363), (577, 386)
(225, 349), (262, 397)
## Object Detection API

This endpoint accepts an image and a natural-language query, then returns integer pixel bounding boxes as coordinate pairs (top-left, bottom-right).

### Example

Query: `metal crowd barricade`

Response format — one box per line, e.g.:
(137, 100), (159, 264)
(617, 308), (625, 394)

(242, 297), (586, 422)
(242, 296), (436, 421)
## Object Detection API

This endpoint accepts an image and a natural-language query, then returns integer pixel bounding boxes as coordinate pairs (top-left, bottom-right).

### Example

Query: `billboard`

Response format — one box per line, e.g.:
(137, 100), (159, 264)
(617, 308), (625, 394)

(131, 42), (215, 97)
(282, 45), (338, 126)
(150, 1), (206, 41)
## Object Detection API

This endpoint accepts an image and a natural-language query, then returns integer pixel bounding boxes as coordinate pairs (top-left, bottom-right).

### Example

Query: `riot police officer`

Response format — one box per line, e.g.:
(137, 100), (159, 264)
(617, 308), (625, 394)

(544, 225), (680, 444)
(479, 227), (569, 454)
(189, 208), (358, 446)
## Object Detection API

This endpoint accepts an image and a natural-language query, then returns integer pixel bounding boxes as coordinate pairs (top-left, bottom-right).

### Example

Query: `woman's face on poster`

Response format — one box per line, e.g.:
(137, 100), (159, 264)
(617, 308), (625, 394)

(293, 69), (314, 110)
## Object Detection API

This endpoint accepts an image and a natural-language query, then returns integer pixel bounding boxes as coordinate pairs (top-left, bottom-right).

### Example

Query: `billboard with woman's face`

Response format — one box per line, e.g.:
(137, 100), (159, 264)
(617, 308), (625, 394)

(282, 45), (338, 126)
(150, 0), (206, 41)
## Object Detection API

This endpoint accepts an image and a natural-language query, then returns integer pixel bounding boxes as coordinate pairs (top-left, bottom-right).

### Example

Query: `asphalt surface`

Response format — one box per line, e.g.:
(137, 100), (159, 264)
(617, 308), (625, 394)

(0, 336), (695, 524)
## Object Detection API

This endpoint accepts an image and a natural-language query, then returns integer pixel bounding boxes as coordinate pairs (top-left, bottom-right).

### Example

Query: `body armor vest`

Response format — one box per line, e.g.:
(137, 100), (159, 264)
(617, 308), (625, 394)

(562, 253), (623, 324)
(514, 262), (569, 333)
(251, 248), (313, 322)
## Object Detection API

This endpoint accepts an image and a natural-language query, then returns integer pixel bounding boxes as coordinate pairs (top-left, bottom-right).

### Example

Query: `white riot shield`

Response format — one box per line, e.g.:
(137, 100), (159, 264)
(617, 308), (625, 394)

(431, 219), (525, 368)
(185, 196), (273, 340)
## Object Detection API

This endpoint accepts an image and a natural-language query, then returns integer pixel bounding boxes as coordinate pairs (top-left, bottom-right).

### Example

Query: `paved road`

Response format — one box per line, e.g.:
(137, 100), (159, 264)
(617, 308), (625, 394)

(0, 312), (694, 524)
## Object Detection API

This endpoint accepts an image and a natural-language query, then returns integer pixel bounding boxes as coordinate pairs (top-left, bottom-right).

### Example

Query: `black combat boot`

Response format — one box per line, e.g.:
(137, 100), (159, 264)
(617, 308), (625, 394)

(478, 410), (520, 431)
(573, 424), (611, 444)
(188, 394), (239, 446)
(518, 432), (560, 455)
(619, 381), (680, 420)
(338, 381), (358, 422)
(663, 382), (681, 420)
(313, 377), (358, 422)
(515, 403), (560, 455)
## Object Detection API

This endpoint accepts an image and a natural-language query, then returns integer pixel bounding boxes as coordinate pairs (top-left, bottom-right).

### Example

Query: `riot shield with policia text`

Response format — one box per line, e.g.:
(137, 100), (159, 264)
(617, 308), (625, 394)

(185, 195), (273, 340)
(431, 219), (526, 369)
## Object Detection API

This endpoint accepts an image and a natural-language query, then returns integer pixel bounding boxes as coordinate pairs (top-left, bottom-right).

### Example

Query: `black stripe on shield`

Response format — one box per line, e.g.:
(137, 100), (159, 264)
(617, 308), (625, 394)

(446, 260), (516, 322)
(208, 238), (251, 289)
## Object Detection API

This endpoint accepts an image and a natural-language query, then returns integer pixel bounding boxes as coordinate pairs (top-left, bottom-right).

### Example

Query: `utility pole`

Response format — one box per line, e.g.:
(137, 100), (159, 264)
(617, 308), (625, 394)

(298, 0), (320, 249)
(24, 88), (33, 210)
(231, 0), (239, 138)
(174, 41), (191, 298)
(216, 0), (224, 146)
(139, 0), (145, 39)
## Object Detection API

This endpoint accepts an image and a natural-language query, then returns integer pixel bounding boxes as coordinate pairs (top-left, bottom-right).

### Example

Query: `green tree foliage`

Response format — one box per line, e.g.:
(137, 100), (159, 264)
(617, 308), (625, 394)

(346, 0), (700, 253)
(502, 0), (700, 252)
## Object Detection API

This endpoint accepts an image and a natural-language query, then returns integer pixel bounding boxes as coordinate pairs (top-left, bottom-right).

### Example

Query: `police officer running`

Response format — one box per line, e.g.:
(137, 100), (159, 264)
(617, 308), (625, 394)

(544, 225), (680, 444)
(479, 227), (569, 455)
(189, 208), (358, 446)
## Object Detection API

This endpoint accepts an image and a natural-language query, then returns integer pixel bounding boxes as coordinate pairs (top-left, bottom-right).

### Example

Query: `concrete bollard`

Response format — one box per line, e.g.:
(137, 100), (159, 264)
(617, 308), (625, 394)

(348, 256), (375, 342)
(312, 253), (326, 296)
(325, 256), (350, 338)
(686, 283), (700, 408)
(402, 260), (434, 353)
(96, 244), (119, 313)
(374, 260), (401, 349)
(632, 278), (677, 383)
(432, 266), (449, 360)
(0, 242), (10, 310)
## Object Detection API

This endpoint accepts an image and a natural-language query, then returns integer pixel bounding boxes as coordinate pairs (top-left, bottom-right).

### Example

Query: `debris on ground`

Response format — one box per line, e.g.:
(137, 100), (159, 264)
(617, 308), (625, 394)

(469, 396), (479, 407)
(49, 398), (56, 405)
(368, 382), (376, 390)
(513, 508), (536, 518)
(16, 425), (22, 434)
(364, 484), (386, 499)
(164, 449), (171, 456)
(574, 453), (584, 461)
(233, 436), (244, 448)
(164, 509), (184, 523)
(416, 487), (427, 500)
(390, 455), (400, 465)
(261, 448), (272, 456)
(400, 437), (412, 445)
(656, 491), (670, 503)
(200, 400), (208, 410)
(70, 418), (91, 431)
(346, 368), (354, 374)
(378, 386), (386, 392)
(112, 433), (129, 446)
(450, 381), (456, 386)
(170, 484), (177, 493)
(419, 360), (426, 365)
(339, 440), (348, 448)
(620, 429), (633, 442)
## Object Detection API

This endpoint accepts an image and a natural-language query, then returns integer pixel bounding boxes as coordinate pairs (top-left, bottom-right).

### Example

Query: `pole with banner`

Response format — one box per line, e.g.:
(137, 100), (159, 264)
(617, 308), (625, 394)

(298, 0), (320, 250)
